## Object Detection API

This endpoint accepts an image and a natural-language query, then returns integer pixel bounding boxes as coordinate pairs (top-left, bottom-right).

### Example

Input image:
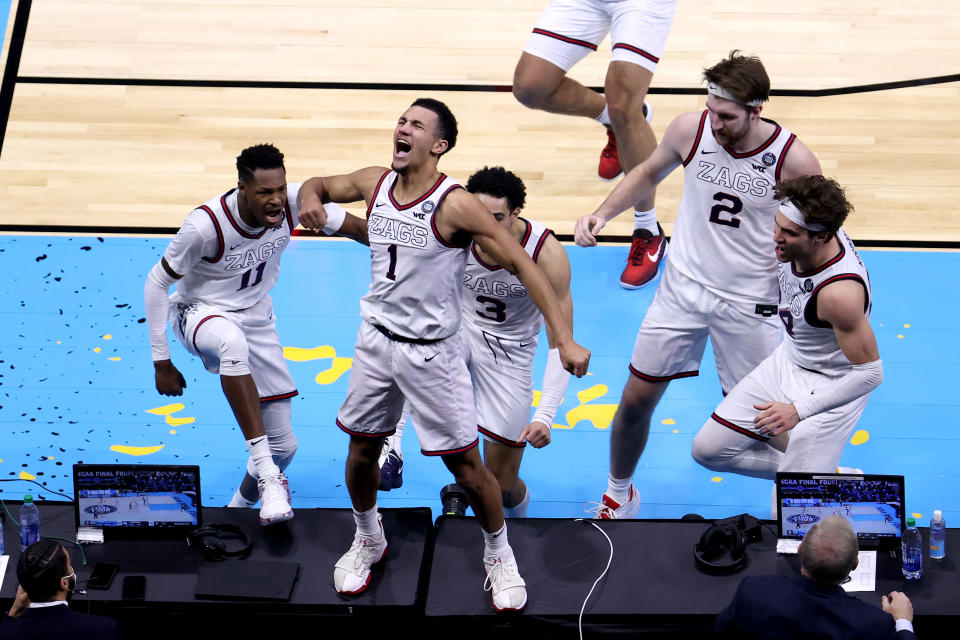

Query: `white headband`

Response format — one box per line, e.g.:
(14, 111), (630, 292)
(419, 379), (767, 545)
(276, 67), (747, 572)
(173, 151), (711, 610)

(779, 199), (827, 232)
(707, 82), (763, 108)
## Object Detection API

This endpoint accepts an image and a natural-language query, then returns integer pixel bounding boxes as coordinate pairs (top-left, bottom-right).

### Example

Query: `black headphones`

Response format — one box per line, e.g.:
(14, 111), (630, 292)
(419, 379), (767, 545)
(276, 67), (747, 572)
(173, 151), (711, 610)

(694, 523), (748, 575)
(186, 524), (252, 561)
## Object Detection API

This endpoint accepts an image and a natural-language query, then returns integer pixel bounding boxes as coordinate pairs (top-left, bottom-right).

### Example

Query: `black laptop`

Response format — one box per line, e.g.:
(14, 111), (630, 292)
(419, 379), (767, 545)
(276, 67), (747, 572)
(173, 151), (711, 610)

(73, 463), (202, 538)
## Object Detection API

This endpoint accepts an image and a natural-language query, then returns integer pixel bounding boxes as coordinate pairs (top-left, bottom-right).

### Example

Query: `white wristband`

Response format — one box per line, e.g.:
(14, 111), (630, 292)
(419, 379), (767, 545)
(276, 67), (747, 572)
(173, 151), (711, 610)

(532, 348), (570, 427)
(144, 261), (176, 361)
(322, 202), (347, 234)
(794, 359), (883, 420)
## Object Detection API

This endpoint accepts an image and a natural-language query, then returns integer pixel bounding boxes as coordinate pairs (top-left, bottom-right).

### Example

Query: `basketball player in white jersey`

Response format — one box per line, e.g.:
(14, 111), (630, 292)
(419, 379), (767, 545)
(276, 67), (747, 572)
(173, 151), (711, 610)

(692, 175), (882, 478)
(514, 0), (677, 289)
(380, 166), (572, 518)
(144, 144), (366, 526)
(298, 99), (590, 611)
(574, 51), (822, 518)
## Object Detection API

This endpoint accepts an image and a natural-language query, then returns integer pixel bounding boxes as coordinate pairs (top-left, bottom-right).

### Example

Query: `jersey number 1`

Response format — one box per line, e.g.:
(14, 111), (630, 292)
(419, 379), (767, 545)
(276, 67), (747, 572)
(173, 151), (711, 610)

(386, 244), (398, 281)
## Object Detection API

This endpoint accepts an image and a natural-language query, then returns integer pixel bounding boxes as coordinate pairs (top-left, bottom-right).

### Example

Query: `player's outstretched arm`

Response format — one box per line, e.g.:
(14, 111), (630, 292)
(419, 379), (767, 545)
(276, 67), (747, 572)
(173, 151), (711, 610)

(573, 112), (694, 247)
(298, 167), (387, 230)
(523, 234), (572, 441)
(145, 256), (187, 396)
(439, 190), (590, 377)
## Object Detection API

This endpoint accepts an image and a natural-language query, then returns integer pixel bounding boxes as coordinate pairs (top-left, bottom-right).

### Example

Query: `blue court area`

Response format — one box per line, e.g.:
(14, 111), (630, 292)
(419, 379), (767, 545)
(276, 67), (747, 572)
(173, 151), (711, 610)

(1, 234), (958, 524)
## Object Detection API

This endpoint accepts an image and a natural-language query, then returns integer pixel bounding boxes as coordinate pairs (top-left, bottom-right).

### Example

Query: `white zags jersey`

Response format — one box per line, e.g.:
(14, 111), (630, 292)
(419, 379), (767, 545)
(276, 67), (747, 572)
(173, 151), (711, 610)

(778, 229), (871, 375)
(166, 185), (301, 310)
(360, 171), (466, 340)
(670, 111), (797, 308)
(461, 218), (553, 341)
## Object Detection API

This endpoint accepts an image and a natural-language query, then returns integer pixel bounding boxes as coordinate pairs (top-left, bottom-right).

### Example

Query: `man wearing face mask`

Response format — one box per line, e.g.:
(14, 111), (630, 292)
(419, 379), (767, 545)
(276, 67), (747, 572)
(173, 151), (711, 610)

(1, 540), (122, 639)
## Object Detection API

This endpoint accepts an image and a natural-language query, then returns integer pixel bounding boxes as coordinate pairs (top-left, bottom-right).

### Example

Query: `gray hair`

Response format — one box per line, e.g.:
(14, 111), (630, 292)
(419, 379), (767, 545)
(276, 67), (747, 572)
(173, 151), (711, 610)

(800, 515), (859, 585)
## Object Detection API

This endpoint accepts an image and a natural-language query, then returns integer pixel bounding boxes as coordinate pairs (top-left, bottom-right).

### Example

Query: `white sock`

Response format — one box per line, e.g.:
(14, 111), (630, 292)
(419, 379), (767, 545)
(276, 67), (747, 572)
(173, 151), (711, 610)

(228, 489), (257, 508)
(633, 208), (659, 235)
(353, 505), (381, 539)
(483, 522), (509, 556)
(246, 436), (280, 478)
(595, 103), (611, 127)
(606, 474), (632, 502)
(503, 488), (530, 519)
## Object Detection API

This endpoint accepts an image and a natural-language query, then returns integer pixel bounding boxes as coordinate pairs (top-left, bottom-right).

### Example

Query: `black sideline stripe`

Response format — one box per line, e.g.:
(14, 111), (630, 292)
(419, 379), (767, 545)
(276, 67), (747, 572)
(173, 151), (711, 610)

(0, 0), (33, 155)
(13, 72), (960, 96)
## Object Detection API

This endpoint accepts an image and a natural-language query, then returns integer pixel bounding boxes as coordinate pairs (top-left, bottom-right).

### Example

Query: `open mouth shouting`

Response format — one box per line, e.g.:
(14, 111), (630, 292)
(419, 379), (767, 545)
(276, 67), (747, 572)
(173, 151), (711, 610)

(395, 138), (412, 159)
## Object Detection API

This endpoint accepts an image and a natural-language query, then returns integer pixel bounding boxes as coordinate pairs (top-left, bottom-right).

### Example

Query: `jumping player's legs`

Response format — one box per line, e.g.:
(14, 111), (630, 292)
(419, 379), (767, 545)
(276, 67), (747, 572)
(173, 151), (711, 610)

(513, 0), (608, 118)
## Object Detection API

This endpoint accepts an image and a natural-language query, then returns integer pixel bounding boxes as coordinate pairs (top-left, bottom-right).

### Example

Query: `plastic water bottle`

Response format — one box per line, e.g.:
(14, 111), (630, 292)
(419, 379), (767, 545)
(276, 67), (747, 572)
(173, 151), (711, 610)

(929, 510), (946, 560)
(901, 517), (923, 579)
(19, 495), (40, 551)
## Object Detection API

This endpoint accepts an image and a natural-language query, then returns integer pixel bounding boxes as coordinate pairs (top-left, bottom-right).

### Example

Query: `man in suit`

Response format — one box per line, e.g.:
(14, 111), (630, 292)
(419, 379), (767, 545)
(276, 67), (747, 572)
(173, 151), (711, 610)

(1, 540), (122, 639)
(715, 515), (916, 639)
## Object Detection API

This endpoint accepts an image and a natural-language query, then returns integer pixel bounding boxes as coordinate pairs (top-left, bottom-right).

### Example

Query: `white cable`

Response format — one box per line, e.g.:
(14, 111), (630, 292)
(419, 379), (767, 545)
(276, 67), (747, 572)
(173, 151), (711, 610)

(573, 518), (614, 640)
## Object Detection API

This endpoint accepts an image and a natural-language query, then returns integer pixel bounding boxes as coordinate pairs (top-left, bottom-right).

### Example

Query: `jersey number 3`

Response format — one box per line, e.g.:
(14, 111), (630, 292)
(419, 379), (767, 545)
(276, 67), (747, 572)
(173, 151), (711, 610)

(475, 296), (507, 323)
(709, 192), (743, 228)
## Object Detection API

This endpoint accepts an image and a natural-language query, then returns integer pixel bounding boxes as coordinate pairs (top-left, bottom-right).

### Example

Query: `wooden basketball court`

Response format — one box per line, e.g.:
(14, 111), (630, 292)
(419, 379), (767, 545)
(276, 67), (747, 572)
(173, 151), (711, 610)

(1, 0), (958, 242)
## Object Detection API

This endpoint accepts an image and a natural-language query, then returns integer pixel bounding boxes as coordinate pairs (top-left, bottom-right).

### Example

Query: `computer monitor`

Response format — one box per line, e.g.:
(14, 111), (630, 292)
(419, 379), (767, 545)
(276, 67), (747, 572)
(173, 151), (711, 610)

(73, 464), (201, 535)
(775, 472), (905, 550)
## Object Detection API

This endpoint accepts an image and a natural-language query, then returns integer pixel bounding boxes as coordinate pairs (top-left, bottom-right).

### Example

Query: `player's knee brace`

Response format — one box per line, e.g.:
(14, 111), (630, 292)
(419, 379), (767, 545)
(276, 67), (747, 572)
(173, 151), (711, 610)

(194, 316), (250, 376)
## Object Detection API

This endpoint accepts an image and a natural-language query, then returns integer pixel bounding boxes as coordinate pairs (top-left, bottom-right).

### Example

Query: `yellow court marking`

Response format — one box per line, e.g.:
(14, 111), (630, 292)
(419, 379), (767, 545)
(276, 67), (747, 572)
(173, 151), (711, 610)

(903, 324), (911, 328)
(672, 429), (679, 434)
(711, 477), (723, 483)
(850, 430), (870, 446)
(145, 403), (196, 426)
(532, 390), (542, 406)
(912, 512), (923, 519)
(662, 418), (676, 425)
(283, 345), (353, 384)
(110, 444), (165, 456)
(103, 334), (112, 340)
(93, 347), (102, 353)
(562, 384), (619, 431)
(19, 471), (36, 481)
(169, 430), (177, 434)
(897, 335), (904, 339)
(108, 357), (121, 361)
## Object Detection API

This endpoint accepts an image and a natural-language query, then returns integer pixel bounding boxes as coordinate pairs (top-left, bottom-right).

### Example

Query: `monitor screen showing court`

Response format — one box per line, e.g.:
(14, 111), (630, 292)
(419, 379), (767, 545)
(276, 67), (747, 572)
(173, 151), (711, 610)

(776, 472), (904, 549)
(74, 464), (201, 530)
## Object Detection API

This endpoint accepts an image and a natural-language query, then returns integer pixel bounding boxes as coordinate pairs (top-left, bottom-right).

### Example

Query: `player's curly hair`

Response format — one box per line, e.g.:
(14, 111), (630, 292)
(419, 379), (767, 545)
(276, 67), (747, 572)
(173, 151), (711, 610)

(236, 144), (285, 183)
(17, 539), (68, 602)
(774, 175), (853, 238)
(466, 166), (527, 212)
(411, 98), (458, 156)
(703, 50), (770, 108)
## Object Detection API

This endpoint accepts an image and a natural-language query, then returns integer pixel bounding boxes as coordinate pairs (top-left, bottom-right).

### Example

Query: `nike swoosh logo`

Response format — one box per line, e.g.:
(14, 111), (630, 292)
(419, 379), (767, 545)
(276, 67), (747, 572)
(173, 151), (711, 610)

(701, 150), (717, 155)
(646, 250), (661, 263)
(425, 353), (439, 362)
(229, 244), (242, 250)
(375, 202), (387, 208)
(249, 438), (264, 446)
(519, 341), (532, 348)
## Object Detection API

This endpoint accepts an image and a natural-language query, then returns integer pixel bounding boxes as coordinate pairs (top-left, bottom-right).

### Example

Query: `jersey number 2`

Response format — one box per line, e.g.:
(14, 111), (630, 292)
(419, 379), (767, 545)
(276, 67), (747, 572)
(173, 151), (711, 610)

(709, 192), (743, 228)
